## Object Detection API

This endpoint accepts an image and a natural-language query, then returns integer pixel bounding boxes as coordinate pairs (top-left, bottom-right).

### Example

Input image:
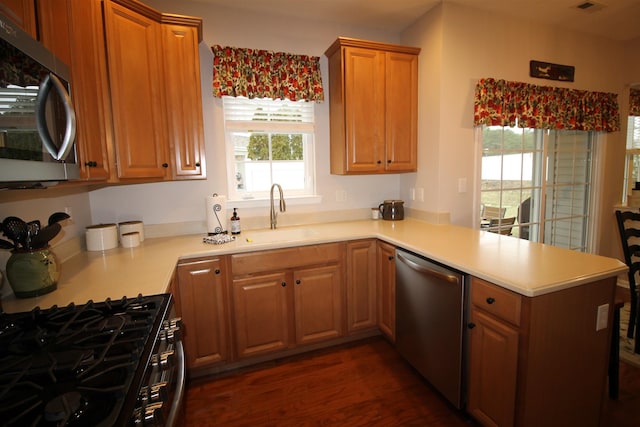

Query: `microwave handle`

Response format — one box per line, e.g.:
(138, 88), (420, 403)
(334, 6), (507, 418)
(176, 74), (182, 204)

(35, 73), (77, 161)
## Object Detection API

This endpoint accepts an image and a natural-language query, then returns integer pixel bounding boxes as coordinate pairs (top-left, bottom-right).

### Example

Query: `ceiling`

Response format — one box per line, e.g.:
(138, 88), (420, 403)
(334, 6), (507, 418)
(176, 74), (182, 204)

(191, 0), (640, 42)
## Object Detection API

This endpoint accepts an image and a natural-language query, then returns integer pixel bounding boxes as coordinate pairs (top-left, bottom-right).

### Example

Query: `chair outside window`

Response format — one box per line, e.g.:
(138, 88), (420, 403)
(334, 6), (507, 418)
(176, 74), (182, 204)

(481, 205), (506, 220)
(615, 210), (640, 353)
(487, 217), (516, 235)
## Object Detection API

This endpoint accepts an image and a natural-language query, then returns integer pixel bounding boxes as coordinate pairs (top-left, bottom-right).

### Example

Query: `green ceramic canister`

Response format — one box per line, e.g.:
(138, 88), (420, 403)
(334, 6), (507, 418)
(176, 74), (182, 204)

(6, 247), (60, 298)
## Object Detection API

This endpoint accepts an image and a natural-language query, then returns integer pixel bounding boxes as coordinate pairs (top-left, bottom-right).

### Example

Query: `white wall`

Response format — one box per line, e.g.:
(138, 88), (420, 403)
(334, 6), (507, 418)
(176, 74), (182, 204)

(400, 2), (632, 257)
(89, 0), (407, 229)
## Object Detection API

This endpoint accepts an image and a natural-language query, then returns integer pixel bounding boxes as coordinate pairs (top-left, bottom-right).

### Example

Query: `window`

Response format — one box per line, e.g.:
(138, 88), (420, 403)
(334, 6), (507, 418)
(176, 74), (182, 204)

(480, 125), (596, 252)
(223, 96), (316, 201)
(624, 116), (640, 203)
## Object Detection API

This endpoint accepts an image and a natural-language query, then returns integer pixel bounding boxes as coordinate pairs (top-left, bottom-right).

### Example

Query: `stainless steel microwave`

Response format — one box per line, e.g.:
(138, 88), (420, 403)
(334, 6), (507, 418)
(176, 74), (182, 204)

(0, 12), (78, 189)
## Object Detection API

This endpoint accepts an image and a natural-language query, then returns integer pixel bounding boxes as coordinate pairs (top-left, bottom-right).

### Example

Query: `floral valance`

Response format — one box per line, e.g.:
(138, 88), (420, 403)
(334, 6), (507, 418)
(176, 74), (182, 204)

(630, 88), (640, 116)
(211, 45), (324, 102)
(473, 78), (620, 132)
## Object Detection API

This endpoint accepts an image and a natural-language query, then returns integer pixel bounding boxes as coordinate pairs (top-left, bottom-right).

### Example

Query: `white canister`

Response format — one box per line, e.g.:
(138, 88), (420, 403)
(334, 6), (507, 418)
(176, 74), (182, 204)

(86, 224), (118, 251)
(121, 231), (140, 248)
(118, 220), (144, 242)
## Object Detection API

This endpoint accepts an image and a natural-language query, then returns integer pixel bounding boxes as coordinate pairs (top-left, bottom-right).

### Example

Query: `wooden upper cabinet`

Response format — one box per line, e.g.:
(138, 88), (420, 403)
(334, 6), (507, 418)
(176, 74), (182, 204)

(36, 0), (71, 64)
(65, 0), (112, 181)
(325, 37), (420, 175)
(0, 0), (36, 37)
(103, 0), (169, 179)
(161, 20), (206, 179)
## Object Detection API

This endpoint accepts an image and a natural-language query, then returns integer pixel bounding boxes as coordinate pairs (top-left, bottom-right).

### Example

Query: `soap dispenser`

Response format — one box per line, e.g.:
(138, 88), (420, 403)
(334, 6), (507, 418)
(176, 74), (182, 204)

(230, 208), (241, 235)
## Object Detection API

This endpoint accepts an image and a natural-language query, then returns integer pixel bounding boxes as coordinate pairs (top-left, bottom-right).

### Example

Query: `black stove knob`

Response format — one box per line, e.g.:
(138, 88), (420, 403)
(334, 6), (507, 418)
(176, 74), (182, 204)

(151, 350), (175, 370)
(163, 317), (182, 329)
(166, 326), (182, 343)
(133, 402), (164, 426)
(150, 381), (168, 402)
(144, 402), (164, 426)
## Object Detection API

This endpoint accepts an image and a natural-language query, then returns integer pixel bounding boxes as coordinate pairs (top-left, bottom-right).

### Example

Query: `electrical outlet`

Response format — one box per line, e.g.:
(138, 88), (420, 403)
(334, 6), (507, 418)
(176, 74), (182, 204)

(458, 178), (467, 193)
(410, 188), (416, 201)
(596, 303), (609, 331)
(416, 188), (424, 202)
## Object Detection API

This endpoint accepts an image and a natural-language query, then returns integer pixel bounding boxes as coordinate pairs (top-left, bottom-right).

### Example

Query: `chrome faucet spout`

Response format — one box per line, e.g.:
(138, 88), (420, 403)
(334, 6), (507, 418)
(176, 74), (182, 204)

(270, 183), (286, 229)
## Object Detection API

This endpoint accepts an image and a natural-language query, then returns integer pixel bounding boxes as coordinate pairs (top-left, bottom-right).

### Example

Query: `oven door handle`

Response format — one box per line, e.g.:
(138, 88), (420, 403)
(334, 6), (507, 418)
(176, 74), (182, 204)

(165, 340), (185, 427)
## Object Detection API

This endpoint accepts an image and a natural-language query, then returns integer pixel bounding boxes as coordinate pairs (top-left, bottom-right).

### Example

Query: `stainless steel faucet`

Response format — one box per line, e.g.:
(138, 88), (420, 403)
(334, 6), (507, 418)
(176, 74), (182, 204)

(270, 183), (286, 229)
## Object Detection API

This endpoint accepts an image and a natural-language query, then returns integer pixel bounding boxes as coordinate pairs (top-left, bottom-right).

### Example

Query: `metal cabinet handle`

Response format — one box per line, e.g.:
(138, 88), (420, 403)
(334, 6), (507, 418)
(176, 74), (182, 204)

(214, 269), (221, 275)
(162, 163), (169, 168)
(388, 256), (394, 261)
(281, 282), (287, 287)
(486, 297), (496, 304)
(295, 279), (301, 285)
(468, 322), (476, 329)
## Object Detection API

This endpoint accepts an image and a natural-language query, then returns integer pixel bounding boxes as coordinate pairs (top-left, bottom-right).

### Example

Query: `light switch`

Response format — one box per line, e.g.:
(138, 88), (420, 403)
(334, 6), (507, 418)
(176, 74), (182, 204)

(596, 304), (609, 331)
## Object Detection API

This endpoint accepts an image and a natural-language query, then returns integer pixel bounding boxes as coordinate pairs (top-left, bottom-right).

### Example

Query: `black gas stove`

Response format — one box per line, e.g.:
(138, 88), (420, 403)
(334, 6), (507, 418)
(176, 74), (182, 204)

(0, 293), (184, 427)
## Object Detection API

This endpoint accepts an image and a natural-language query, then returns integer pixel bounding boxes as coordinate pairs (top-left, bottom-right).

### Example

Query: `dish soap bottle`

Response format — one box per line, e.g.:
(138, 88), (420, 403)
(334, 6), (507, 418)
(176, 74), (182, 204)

(230, 208), (241, 235)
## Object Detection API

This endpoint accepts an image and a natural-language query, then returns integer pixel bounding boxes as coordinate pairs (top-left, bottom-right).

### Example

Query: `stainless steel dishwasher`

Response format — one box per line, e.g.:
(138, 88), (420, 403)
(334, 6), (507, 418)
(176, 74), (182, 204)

(395, 248), (468, 409)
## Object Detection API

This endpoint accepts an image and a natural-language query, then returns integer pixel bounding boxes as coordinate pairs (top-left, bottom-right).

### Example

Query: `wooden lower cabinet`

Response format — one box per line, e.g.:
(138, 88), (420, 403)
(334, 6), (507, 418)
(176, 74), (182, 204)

(231, 244), (344, 360)
(467, 308), (518, 427)
(376, 240), (396, 341)
(467, 276), (616, 427)
(232, 272), (290, 358)
(176, 256), (230, 371)
(346, 240), (377, 333)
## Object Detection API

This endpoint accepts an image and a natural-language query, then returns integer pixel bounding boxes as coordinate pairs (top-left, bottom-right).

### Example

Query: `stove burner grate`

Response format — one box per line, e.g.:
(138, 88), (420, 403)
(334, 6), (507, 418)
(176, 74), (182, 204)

(0, 294), (170, 427)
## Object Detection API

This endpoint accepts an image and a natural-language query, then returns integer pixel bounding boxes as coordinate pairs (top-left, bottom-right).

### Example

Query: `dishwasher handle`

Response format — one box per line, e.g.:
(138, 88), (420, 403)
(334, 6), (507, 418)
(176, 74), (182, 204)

(396, 251), (460, 284)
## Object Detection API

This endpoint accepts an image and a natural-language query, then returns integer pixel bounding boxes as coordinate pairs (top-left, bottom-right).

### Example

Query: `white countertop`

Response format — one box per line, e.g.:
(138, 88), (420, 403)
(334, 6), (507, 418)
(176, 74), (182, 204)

(1, 218), (627, 313)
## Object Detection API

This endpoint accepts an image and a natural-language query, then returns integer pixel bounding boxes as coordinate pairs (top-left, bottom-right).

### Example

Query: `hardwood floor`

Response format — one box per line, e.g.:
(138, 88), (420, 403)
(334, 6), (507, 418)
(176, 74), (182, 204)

(185, 283), (640, 427)
(184, 337), (477, 426)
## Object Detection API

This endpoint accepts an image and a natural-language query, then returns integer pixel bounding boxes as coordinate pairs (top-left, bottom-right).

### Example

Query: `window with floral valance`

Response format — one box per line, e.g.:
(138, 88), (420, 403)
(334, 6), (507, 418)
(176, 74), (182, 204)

(474, 78), (620, 132)
(211, 45), (324, 102)
(630, 88), (640, 116)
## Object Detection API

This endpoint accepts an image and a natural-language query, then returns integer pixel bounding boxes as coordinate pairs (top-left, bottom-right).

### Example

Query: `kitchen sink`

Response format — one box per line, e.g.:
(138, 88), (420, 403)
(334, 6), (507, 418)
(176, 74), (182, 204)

(242, 227), (320, 244)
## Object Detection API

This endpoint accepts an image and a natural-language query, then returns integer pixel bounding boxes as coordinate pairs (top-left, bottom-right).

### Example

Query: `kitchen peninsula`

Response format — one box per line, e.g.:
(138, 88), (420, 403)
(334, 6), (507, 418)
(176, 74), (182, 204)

(1, 218), (628, 427)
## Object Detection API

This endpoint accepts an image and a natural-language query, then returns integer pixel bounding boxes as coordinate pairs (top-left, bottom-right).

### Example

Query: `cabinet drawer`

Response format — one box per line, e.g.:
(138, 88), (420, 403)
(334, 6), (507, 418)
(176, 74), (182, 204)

(231, 243), (341, 276)
(471, 277), (522, 327)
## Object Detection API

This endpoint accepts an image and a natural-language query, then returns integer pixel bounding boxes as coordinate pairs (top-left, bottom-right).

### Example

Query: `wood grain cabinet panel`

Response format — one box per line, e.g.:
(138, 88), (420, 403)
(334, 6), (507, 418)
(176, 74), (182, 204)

(232, 272), (290, 358)
(231, 244), (344, 360)
(47, 0), (205, 183)
(162, 21), (206, 179)
(103, 0), (169, 179)
(467, 308), (518, 427)
(325, 37), (419, 175)
(346, 239), (377, 332)
(294, 264), (343, 344)
(177, 257), (230, 371)
(0, 0), (36, 37)
(467, 276), (616, 427)
(376, 240), (396, 341)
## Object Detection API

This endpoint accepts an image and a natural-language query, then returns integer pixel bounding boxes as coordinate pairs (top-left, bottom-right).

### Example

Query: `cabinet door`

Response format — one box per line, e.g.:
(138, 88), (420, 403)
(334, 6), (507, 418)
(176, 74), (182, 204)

(177, 258), (230, 370)
(36, 0), (71, 64)
(232, 272), (290, 358)
(0, 0), (36, 37)
(343, 47), (385, 173)
(467, 308), (518, 427)
(103, 0), (169, 179)
(162, 22), (206, 179)
(385, 52), (418, 172)
(346, 240), (377, 332)
(377, 241), (396, 341)
(294, 264), (343, 345)
(64, 0), (112, 181)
